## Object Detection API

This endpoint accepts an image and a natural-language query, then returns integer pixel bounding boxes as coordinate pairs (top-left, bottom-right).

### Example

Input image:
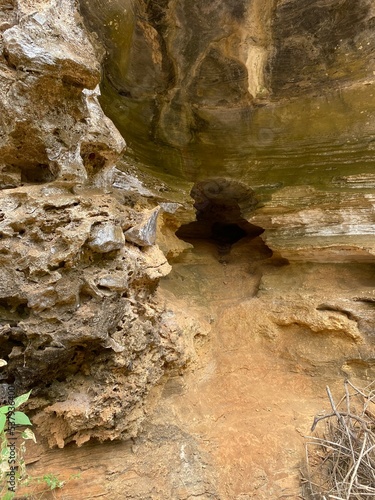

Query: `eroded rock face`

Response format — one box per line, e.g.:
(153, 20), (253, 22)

(0, 1), (373, 496)
(271, 0), (375, 96)
(80, 0), (275, 156)
(22, 236), (375, 498)
(0, 0), (125, 187)
(0, 0), (194, 448)
(80, 0), (375, 263)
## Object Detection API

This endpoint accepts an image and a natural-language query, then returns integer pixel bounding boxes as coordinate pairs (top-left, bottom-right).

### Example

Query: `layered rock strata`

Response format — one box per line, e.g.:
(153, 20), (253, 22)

(80, 0), (375, 262)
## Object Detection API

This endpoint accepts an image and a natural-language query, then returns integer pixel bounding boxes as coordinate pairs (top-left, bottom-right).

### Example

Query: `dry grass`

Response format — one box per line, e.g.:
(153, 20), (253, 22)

(302, 380), (375, 499)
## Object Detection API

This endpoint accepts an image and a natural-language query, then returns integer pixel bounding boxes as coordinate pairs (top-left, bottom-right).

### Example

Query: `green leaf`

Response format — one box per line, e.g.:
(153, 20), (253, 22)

(0, 413), (6, 433)
(14, 390), (32, 409)
(43, 474), (65, 490)
(13, 411), (32, 426)
(0, 406), (11, 414)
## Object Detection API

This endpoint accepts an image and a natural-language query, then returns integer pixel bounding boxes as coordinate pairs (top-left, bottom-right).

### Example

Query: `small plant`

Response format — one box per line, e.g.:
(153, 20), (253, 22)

(39, 473), (65, 491)
(0, 388), (35, 499)
(0, 381), (78, 499)
(19, 472), (79, 499)
(0, 390), (33, 434)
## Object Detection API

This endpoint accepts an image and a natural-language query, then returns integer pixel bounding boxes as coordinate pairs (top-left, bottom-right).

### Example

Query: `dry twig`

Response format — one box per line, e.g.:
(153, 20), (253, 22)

(302, 380), (375, 499)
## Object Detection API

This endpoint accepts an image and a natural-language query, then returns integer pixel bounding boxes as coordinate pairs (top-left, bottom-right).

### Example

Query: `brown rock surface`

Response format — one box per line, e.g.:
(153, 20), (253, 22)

(22, 236), (374, 498)
(0, 0), (194, 451)
(0, 1), (374, 499)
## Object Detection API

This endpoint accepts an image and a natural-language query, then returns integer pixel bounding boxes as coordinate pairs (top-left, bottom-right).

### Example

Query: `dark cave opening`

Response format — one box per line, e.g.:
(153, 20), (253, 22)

(211, 222), (247, 246)
(176, 178), (267, 259)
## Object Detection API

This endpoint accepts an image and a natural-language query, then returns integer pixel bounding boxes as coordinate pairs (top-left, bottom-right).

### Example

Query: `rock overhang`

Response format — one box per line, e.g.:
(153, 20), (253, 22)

(78, 0), (375, 263)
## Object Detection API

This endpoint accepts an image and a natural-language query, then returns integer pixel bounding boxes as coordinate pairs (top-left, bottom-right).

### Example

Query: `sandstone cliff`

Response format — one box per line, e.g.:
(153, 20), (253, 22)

(81, 0), (375, 262)
(0, 1), (374, 499)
